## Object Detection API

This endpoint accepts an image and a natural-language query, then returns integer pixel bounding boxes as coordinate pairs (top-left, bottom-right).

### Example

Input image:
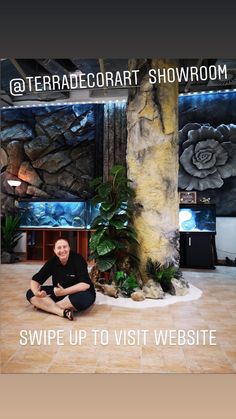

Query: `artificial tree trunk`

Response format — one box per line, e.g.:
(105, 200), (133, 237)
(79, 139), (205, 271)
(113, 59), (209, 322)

(103, 103), (127, 181)
(126, 59), (179, 281)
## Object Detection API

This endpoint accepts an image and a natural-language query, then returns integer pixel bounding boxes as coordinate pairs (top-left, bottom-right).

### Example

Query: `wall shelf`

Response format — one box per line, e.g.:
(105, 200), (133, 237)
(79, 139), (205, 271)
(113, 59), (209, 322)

(21, 229), (92, 262)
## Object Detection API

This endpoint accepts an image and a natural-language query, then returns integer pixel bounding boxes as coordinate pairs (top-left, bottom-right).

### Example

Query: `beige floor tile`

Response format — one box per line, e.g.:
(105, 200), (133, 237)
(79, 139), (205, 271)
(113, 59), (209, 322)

(1, 263), (236, 373)
(2, 362), (49, 373)
(48, 364), (97, 373)
(95, 366), (141, 373)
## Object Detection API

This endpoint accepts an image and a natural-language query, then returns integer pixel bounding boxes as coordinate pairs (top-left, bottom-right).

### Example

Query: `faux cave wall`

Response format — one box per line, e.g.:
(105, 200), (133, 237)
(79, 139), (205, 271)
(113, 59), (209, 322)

(0, 103), (127, 215)
(127, 59), (179, 277)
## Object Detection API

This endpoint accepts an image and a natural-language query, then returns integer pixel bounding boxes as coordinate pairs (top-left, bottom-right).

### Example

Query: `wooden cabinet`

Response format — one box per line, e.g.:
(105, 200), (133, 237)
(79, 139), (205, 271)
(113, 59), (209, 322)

(23, 229), (91, 261)
(27, 230), (44, 260)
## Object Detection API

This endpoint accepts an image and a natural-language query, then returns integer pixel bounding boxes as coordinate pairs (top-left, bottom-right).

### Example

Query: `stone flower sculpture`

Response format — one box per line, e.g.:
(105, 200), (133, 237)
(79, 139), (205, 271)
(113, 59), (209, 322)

(178, 123), (236, 191)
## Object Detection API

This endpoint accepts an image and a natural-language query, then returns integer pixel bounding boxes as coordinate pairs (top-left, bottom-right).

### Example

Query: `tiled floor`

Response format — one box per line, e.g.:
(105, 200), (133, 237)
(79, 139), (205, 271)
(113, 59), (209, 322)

(1, 263), (236, 373)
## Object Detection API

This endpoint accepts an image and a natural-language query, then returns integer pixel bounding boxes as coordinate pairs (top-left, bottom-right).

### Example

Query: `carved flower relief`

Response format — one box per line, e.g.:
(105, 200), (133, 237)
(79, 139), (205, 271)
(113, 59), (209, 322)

(178, 123), (236, 191)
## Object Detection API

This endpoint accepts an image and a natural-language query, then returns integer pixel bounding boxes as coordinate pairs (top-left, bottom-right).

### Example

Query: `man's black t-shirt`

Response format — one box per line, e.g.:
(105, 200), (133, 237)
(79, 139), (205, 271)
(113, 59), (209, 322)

(32, 251), (95, 294)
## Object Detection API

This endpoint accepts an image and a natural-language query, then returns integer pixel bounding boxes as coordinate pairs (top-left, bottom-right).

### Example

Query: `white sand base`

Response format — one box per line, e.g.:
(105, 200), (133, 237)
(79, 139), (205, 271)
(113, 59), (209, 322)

(94, 283), (202, 309)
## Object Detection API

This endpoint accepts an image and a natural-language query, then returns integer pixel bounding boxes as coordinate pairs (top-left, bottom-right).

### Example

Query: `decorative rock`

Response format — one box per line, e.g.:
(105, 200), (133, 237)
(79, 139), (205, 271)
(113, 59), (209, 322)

(32, 106), (64, 116)
(0, 148), (8, 170)
(64, 130), (95, 145)
(68, 179), (85, 193)
(6, 140), (25, 176)
(42, 185), (78, 199)
(32, 151), (71, 173)
(36, 107), (77, 138)
(71, 144), (90, 160)
(28, 136), (65, 160)
(75, 153), (95, 175)
(37, 215), (59, 227)
(42, 172), (59, 186)
(1, 251), (11, 263)
(0, 124), (34, 143)
(18, 161), (42, 187)
(142, 279), (164, 299)
(1, 252), (19, 263)
(65, 163), (82, 177)
(1, 193), (14, 215)
(57, 172), (76, 189)
(96, 283), (119, 298)
(26, 185), (50, 198)
(0, 103), (116, 211)
(69, 180), (93, 199)
(14, 181), (28, 197)
(170, 277), (189, 296)
(35, 123), (46, 137)
(24, 136), (51, 160)
(42, 171), (75, 189)
(2, 109), (27, 122)
(131, 290), (145, 301)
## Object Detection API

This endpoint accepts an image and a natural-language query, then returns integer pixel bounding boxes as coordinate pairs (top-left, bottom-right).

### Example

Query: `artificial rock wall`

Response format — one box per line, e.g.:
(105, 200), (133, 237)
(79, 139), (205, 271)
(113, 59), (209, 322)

(1, 104), (100, 214)
(127, 59), (179, 277)
(1, 103), (126, 215)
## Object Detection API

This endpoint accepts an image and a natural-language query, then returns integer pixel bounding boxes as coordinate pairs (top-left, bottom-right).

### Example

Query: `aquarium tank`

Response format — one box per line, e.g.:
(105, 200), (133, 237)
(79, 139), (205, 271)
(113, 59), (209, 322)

(179, 204), (216, 233)
(18, 201), (87, 228)
(85, 202), (128, 229)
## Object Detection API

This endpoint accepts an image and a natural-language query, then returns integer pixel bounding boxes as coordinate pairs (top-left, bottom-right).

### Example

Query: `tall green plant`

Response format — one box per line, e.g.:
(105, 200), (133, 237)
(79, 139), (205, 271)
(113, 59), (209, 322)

(1, 215), (23, 253)
(89, 165), (139, 272)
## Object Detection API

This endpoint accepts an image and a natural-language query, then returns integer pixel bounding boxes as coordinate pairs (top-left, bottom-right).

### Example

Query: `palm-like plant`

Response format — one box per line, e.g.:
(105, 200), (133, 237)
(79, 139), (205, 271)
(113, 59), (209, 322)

(89, 165), (139, 272)
(146, 258), (182, 292)
(1, 215), (23, 254)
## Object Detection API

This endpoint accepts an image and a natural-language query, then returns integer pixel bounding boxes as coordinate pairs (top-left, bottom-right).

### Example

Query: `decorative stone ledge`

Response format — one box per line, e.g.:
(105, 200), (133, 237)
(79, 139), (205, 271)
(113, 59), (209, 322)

(95, 284), (202, 309)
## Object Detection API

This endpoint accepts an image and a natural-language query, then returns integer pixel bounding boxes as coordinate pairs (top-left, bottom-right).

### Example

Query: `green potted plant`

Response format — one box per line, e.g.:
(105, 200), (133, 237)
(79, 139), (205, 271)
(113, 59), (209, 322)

(1, 215), (23, 263)
(89, 165), (139, 274)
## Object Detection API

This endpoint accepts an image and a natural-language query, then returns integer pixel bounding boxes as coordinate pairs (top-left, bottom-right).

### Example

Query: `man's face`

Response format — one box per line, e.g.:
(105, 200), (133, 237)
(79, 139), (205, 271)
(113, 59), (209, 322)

(54, 239), (70, 263)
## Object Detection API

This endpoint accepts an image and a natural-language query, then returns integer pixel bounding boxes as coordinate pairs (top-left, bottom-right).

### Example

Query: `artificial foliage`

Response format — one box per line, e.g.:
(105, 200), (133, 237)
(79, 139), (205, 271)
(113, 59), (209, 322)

(114, 270), (139, 297)
(1, 215), (23, 253)
(89, 165), (139, 272)
(146, 257), (182, 292)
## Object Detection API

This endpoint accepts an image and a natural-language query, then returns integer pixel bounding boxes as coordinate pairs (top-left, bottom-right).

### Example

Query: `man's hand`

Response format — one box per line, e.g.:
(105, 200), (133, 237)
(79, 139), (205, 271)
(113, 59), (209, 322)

(35, 290), (47, 298)
(53, 283), (65, 297)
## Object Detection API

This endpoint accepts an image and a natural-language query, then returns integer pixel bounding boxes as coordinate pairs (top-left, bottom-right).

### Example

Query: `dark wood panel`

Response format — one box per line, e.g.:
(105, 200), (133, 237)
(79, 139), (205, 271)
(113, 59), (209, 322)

(23, 229), (90, 262)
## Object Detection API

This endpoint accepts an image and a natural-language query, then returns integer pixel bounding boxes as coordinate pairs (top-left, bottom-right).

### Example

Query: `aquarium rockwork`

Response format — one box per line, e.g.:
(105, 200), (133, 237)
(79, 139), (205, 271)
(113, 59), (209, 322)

(18, 201), (87, 229)
(179, 204), (216, 233)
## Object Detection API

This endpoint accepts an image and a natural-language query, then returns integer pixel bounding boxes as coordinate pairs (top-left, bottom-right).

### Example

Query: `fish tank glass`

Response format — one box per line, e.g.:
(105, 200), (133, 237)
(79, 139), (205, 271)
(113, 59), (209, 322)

(179, 204), (216, 233)
(18, 201), (87, 228)
(86, 203), (100, 229)
(86, 201), (128, 229)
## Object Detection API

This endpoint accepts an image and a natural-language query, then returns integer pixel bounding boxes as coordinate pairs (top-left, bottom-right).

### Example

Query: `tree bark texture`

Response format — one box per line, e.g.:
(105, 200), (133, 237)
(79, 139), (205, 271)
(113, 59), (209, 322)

(126, 59), (179, 279)
(103, 103), (127, 180)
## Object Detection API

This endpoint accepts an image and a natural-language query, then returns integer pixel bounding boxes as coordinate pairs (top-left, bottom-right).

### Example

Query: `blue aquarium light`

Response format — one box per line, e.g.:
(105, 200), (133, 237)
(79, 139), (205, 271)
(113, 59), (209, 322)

(179, 204), (216, 233)
(179, 88), (236, 97)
